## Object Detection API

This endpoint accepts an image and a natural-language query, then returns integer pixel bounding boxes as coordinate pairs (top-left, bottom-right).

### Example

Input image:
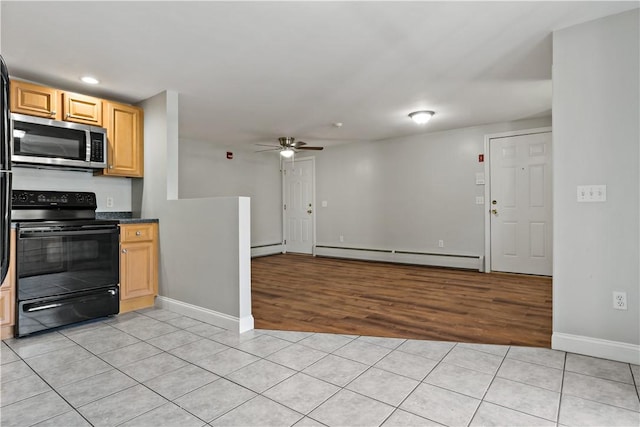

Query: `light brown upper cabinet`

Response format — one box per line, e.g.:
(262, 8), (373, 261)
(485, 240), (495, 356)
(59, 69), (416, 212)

(11, 79), (144, 178)
(102, 101), (144, 177)
(10, 81), (59, 119)
(62, 92), (103, 126)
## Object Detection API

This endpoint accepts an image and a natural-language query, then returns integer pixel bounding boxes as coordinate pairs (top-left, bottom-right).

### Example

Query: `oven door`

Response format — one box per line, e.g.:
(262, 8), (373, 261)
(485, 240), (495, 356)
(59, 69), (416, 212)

(15, 221), (120, 336)
(16, 222), (120, 301)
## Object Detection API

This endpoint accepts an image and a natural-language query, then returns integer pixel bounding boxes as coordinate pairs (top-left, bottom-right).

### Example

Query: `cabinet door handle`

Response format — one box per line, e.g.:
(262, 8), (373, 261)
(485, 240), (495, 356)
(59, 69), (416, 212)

(109, 165), (113, 169)
(50, 111), (56, 116)
(122, 249), (128, 254)
(135, 231), (141, 236)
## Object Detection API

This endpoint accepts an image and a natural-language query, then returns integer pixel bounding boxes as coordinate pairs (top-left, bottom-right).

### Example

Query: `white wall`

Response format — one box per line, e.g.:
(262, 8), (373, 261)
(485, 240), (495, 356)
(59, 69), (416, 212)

(135, 91), (253, 331)
(12, 167), (131, 212)
(552, 9), (639, 363)
(314, 117), (551, 256)
(179, 139), (282, 246)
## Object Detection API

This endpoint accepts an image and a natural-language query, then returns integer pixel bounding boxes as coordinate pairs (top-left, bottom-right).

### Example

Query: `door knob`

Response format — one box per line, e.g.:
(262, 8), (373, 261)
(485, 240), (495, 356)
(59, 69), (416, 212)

(122, 249), (128, 254)
(491, 209), (498, 215)
(492, 200), (497, 205)
(307, 209), (313, 214)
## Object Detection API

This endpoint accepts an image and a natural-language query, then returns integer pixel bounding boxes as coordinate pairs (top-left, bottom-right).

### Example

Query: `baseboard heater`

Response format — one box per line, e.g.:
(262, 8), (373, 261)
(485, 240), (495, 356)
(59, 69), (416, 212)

(315, 245), (484, 271)
(251, 242), (284, 258)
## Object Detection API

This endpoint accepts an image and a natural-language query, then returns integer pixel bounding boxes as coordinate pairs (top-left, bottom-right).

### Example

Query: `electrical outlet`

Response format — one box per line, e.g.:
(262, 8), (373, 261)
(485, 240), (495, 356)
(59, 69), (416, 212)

(106, 197), (114, 208)
(613, 291), (627, 310)
(438, 240), (444, 248)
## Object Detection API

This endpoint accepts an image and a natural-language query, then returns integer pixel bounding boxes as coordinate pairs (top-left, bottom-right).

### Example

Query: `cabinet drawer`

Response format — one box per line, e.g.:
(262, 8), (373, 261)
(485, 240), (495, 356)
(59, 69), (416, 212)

(120, 223), (155, 242)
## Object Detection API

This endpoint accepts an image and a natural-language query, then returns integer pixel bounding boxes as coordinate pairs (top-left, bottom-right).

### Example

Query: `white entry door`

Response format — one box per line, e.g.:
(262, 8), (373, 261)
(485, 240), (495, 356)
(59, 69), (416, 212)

(490, 132), (552, 275)
(283, 158), (314, 254)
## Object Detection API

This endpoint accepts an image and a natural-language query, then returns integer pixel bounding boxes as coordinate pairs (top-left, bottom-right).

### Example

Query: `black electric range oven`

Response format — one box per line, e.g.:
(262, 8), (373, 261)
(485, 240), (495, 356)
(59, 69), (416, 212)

(12, 190), (120, 337)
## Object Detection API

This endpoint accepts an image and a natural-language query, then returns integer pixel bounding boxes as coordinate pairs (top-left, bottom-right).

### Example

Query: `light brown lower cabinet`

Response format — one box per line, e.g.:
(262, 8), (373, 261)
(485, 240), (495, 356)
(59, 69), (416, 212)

(119, 223), (158, 313)
(0, 231), (16, 339)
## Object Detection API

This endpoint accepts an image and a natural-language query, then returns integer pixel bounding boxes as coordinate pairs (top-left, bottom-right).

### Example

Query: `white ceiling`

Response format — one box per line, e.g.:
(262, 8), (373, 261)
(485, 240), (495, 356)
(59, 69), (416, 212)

(1, 1), (637, 148)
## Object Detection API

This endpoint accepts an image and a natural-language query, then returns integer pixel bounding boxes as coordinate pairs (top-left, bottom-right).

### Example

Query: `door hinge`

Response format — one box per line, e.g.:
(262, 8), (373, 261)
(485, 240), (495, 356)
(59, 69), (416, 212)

(284, 239), (287, 245)
(283, 204), (286, 210)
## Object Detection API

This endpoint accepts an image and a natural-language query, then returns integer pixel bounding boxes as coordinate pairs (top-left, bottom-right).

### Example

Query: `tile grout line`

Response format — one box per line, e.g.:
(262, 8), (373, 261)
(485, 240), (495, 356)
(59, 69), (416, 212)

(62, 315), (216, 426)
(378, 342), (460, 426)
(465, 343), (511, 427)
(6, 343), (97, 427)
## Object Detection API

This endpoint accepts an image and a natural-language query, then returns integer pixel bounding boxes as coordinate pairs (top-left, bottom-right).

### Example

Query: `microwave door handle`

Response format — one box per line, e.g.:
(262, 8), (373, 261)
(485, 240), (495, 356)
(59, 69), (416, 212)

(85, 130), (91, 161)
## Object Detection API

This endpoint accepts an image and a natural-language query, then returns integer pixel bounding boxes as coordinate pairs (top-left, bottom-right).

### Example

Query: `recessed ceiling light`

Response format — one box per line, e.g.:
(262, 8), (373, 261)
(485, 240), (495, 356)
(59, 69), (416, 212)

(80, 76), (100, 85)
(409, 110), (435, 124)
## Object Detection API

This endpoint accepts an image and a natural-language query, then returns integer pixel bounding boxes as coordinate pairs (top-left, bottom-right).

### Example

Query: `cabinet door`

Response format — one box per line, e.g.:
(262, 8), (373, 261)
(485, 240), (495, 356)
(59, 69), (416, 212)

(10, 81), (59, 119)
(1, 231), (16, 339)
(62, 92), (103, 126)
(104, 101), (143, 177)
(120, 241), (157, 300)
(0, 289), (13, 326)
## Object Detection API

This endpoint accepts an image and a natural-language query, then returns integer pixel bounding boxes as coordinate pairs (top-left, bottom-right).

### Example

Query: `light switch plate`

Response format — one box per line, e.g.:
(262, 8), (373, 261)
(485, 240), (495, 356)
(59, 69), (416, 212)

(475, 173), (485, 185)
(577, 185), (607, 202)
(475, 196), (484, 205)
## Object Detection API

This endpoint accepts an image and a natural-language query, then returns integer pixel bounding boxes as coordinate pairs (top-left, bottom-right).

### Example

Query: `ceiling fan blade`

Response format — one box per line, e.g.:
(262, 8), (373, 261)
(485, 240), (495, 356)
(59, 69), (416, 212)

(255, 143), (280, 147)
(297, 146), (324, 150)
(291, 141), (307, 147)
(255, 148), (282, 153)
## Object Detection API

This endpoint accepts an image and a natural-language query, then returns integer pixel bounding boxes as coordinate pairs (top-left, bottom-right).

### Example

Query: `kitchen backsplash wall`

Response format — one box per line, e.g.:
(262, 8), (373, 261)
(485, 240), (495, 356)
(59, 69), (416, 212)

(12, 166), (132, 212)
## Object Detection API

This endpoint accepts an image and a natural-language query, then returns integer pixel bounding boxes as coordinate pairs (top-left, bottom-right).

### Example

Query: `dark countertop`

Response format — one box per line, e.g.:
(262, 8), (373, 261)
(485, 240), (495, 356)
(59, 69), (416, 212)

(117, 218), (159, 224)
(95, 212), (159, 224)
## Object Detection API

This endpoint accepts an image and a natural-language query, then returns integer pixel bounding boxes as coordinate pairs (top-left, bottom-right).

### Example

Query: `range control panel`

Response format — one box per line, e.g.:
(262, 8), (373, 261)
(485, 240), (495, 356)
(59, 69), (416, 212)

(12, 190), (97, 209)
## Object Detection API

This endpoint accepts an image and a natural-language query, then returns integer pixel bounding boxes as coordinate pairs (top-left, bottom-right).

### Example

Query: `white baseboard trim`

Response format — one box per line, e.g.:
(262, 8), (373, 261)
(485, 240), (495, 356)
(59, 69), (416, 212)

(552, 332), (640, 365)
(315, 245), (483, 271)
(156, 296), (255, 333)
(251, 243), (284, 258)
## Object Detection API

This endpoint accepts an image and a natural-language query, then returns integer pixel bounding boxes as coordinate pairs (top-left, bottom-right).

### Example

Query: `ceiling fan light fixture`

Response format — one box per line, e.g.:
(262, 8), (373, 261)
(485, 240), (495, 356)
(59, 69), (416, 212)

(409, 110), (435, 124)
(280, 148), (295, 158)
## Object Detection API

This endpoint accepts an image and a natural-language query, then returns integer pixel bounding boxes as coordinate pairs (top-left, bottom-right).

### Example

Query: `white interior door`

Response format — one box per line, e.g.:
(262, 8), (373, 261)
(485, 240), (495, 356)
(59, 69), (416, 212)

(283, 158), (314, 254)
(490, 132), (552, 275)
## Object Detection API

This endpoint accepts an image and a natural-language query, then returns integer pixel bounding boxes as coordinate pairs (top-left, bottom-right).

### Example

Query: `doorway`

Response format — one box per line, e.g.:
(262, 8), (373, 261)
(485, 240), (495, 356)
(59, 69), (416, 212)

(485, 129), (552, 276)
(282, 157), (315, 254)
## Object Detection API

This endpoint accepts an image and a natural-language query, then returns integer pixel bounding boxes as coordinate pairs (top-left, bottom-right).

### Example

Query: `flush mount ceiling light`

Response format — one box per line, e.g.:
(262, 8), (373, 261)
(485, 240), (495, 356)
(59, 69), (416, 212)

(280, 148), (295, 158)
(80, 76), (100, 85)
(409, 110), (435, 124)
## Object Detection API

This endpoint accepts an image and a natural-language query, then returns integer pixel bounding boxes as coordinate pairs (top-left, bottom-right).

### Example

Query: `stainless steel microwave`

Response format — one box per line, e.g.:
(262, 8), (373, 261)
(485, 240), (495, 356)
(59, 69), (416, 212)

(11, 113), (107, 170)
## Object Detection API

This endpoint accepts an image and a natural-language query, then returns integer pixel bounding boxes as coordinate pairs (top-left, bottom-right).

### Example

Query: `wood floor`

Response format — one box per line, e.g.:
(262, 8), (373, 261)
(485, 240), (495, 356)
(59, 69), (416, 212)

(252, 254), (552, 348)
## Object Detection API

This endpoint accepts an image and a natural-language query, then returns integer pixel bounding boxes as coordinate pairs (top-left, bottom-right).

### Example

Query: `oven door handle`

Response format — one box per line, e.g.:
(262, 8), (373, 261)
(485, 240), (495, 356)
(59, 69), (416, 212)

(19, 228), (118, 238)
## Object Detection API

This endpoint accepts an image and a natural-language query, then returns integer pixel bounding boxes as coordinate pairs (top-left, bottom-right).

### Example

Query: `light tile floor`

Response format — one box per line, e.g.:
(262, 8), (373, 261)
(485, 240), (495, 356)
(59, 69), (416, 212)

(1, 308), (639, 427)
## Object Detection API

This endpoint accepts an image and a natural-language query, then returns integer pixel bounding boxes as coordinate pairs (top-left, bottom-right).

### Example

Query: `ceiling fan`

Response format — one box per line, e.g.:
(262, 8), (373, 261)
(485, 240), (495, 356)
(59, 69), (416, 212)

(256, 137), (324, 158)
